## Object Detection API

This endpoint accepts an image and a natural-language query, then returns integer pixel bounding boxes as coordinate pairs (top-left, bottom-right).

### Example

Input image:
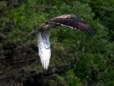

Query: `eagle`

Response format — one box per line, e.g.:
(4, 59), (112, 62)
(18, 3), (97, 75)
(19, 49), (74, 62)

(29, 14), (95, 70)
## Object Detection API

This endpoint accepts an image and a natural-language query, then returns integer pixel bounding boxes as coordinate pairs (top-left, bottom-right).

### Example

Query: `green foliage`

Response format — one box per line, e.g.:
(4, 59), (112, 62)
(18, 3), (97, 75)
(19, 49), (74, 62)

(0, 0), (114, 86)
(65, 70), (84, 86)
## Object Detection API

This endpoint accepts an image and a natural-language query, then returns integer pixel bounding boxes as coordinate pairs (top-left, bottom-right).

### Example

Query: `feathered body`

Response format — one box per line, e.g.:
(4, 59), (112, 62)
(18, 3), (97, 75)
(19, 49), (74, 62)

(32, 14), (95, 70)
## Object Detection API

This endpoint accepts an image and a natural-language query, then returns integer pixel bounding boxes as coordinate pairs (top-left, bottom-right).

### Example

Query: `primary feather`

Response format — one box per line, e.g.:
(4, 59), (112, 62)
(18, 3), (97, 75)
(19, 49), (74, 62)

(35, 14), (95, 70)
(38, 30), (51, 70)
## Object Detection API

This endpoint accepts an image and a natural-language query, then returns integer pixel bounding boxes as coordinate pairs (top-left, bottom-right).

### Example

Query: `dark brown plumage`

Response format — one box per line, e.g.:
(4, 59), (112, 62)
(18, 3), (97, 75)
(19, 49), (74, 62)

(29, 14), (95, 70)
(39, 14), (95, 35)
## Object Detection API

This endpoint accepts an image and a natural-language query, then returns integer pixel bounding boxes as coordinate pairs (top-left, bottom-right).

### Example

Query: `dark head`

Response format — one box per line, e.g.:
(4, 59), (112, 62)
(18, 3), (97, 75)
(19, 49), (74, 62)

(47, 14), (96, 35)
(77, 20), (96, 35)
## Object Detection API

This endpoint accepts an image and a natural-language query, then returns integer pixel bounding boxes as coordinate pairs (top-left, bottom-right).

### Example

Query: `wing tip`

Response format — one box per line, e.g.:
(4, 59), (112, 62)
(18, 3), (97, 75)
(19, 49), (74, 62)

(41, 59), (50, 70)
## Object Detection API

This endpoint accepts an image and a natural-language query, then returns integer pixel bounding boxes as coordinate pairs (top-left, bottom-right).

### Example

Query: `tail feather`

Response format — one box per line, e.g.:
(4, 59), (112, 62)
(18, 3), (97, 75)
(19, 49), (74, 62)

(37, 31), (51, 70)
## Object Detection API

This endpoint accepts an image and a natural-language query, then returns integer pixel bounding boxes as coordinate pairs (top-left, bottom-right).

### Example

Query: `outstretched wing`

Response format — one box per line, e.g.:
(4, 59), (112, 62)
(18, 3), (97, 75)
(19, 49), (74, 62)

(29, 14), (95, 36)
(38, 30), (51, 70)
(46, 14), (95, 35)
(36, 14), (95, 70)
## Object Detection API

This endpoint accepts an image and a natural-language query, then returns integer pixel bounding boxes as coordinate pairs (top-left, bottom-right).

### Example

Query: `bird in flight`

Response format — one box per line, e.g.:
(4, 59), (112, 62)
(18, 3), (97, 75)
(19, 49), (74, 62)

(29, 14), (95, 70)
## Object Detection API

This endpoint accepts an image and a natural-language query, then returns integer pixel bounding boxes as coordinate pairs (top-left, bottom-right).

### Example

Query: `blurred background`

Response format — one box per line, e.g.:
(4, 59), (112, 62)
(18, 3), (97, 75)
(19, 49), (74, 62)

(0, 0), (114, 86)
